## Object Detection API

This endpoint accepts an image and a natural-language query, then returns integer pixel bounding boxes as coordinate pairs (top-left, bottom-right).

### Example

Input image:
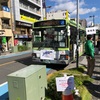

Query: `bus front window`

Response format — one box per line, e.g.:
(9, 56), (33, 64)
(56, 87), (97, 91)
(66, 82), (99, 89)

(33, 28), (67, 48)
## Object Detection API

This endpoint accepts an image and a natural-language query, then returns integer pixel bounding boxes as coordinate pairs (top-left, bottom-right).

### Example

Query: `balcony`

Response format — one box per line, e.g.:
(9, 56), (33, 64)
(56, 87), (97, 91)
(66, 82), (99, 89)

(0, 11), (11, 19)
(19, 3), (41, 16)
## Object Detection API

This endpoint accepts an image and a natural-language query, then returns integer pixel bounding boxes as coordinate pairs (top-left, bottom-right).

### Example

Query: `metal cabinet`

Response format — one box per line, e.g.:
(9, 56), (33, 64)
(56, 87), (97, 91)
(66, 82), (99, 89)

(7, 65), (47, 100)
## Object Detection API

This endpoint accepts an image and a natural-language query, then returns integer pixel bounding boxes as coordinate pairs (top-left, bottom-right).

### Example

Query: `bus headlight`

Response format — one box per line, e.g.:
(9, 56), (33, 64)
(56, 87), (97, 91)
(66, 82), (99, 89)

(32, 53), (36, 58)
(60, 55), (69, 60)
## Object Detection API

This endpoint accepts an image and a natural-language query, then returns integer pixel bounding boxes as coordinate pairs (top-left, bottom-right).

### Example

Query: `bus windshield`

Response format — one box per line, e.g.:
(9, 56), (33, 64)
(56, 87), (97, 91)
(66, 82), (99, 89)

(33, 27), (67, 48)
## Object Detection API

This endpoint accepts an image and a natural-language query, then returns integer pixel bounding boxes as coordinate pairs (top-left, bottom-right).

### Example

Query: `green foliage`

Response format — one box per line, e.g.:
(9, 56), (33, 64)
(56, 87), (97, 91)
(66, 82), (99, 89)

(46, 66), (93, 100)
(18, 45), (28, 52)
(78, 86), (92, 100)
(46, 73), (62, 100)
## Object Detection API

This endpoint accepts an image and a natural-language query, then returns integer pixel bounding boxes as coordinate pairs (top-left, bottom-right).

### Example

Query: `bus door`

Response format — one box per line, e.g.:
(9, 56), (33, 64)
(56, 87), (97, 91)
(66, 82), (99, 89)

(70, 28), (76, 61)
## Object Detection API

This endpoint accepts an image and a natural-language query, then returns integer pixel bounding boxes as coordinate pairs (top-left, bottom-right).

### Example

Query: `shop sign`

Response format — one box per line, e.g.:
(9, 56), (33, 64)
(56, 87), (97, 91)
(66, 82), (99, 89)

(24, 35), (28, 38)
(19, 35), (24, 38)
(56, 76), (74, 92)
(20, 15), (37, 23)
(18, 35), (28, 38)
(86, 27), (98, 35)
(2, 6), (10, 12)
(16, 21), (32, 27)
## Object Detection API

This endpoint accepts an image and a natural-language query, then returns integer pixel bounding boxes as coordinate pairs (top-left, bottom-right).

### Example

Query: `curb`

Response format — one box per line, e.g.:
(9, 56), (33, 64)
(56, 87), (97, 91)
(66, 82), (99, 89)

(0, 50), (31, 59)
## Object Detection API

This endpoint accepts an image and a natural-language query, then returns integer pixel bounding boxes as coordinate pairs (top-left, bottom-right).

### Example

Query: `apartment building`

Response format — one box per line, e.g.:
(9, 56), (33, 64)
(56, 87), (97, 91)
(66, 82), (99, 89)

(11, 0), (43, 45)
(0, 0), (14, 51)
(47, 10), (70, 20)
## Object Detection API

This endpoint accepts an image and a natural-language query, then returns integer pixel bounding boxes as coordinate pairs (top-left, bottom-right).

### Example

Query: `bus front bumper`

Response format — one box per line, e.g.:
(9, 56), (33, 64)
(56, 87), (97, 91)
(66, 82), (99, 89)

(32, 58), (69, 65)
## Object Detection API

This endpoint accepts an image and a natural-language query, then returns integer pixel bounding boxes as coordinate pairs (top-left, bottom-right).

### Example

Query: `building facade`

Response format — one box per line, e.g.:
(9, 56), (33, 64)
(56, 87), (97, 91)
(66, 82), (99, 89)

(47, 10), (70, 20)
(11, 0), (43, 46)
(71, 18), (87, 28)
(0, 0), (14, 51)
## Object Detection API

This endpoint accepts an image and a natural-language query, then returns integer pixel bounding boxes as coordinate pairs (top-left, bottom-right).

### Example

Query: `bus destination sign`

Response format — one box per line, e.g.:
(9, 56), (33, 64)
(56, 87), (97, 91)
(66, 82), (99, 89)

(34, 20), (66, 27)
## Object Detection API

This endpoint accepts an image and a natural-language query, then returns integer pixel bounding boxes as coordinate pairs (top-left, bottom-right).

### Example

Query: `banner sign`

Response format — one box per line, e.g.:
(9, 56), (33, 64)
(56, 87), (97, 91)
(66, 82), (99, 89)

(16, 21), (32, 27)
(18, 35), (28, 38)
(40, 50), (55, 60)
(2, 37), (7, 43)
(86, 27), (98, 35)
(20, 15), (37, 23)
(56, 76), (74, 92)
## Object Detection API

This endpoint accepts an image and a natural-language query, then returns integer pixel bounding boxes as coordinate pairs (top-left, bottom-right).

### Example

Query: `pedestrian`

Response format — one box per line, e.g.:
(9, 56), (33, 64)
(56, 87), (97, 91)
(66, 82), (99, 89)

(0, 43), (2, 55)
(85, 35), (95, 78)
(97, 37), (100, 51)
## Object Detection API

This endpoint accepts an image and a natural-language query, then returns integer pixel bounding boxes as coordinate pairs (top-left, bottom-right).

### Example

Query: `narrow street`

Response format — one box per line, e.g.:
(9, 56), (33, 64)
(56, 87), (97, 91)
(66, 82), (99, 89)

(91, 54), (100, 100)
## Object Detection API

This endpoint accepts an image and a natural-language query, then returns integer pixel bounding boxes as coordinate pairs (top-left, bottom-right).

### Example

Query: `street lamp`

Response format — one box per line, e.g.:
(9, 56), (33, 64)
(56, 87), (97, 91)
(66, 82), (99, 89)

(89, 15), (95, 26)
(76, 0), (79, 69)
(89, 15), (95, 46)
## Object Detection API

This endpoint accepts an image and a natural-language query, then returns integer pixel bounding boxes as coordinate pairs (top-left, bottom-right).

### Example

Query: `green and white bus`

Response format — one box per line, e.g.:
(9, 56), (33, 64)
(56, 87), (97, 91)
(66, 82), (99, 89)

(32, 19), (86, 65)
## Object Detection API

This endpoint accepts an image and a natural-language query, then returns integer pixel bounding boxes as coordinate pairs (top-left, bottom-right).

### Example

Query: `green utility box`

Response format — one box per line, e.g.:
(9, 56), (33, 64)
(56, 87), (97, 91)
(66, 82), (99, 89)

(26, 42), (32, 49)
(7, 65), (47, 100)
(11, 46), (18, 53)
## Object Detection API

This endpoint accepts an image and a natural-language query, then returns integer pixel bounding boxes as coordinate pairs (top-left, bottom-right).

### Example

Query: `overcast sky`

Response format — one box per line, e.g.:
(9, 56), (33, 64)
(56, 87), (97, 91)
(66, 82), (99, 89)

(46, 0), (100, 26)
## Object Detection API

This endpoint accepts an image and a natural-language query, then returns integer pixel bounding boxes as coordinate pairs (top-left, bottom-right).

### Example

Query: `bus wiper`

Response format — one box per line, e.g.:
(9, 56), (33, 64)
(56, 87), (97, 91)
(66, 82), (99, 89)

(38, 39), (52, 50)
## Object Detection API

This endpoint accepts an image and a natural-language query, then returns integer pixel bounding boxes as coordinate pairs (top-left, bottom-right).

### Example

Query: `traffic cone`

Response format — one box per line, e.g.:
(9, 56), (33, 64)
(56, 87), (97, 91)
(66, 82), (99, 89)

(62, 89), (73, 100)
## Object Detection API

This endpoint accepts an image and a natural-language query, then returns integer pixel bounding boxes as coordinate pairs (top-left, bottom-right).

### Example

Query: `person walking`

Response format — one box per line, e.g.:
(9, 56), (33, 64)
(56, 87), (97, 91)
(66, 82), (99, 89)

(85, 35), (95, 78)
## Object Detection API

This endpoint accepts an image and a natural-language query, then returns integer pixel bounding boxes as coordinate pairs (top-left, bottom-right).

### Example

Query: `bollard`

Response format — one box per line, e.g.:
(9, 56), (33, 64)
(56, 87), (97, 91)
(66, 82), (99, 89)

(62, 88), (74, 100)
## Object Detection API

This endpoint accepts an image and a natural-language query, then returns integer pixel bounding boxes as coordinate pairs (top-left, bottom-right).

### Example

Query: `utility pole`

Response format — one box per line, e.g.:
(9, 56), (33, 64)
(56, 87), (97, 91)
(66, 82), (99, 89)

(89, 15), (95, 46)
(76, 0), (79, 69)
(42, 0), (51, 20)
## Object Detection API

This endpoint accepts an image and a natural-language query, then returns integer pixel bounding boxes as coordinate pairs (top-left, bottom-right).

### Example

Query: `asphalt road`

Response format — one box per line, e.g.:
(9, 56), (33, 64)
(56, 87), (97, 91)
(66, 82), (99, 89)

(0, 52), (66, 84)
(0, 53), (33, 84)
(0, 52), (100, 100)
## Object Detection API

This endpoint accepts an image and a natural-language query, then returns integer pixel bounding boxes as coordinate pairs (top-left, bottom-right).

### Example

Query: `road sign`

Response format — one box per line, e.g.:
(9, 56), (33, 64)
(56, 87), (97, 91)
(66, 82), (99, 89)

(56, 76), (74, 92)
(86, 27), (98, 35)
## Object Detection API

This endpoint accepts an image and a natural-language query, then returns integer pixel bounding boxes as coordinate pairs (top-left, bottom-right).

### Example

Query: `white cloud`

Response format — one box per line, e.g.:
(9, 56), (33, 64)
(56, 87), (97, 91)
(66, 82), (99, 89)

(49, 0), (97, 17)
(71, 7), (97, 16)
(50, 1), (76, 12)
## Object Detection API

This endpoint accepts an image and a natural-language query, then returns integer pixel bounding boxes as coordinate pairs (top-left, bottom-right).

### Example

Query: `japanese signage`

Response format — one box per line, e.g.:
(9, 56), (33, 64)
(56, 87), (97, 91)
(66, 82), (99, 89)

(34, 20), (66, 27)
(56, 76), (74, 92)
(86, 27), (98, 35)
(16, 21), (32, 27)
(20, 15), (37, 23)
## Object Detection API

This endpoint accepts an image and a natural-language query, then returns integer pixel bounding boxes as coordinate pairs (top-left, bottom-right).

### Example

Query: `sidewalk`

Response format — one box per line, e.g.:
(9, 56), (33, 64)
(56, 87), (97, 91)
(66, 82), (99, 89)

(0, 51), (11, 55)
(65, 55), (100, 100)
(65, 55), (87, 69)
